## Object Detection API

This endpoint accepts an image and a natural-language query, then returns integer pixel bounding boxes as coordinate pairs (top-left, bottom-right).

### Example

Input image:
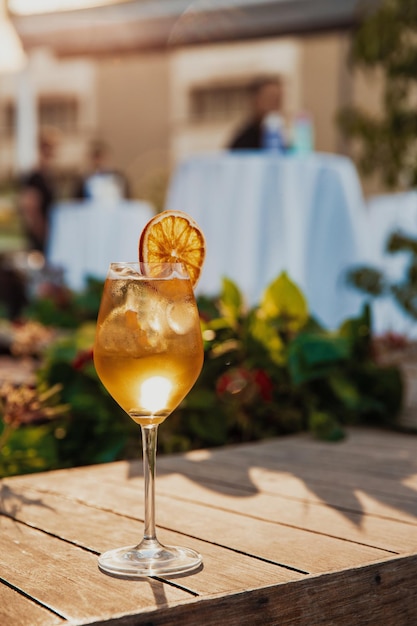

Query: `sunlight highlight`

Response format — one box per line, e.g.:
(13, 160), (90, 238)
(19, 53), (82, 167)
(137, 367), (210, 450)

(140, 376), (172, 414)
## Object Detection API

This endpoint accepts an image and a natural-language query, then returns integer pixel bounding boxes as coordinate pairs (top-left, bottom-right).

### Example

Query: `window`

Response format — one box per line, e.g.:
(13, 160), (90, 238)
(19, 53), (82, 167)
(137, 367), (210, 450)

(189, 83), (252, 122)
(2, 95), (79, 136)
(38, 95), (78, 132)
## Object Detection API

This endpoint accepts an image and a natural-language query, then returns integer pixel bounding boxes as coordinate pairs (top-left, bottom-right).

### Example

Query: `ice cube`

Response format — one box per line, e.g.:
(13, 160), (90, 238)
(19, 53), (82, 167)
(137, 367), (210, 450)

(98, 306), (139, 354)
(166, 300), (198, 335)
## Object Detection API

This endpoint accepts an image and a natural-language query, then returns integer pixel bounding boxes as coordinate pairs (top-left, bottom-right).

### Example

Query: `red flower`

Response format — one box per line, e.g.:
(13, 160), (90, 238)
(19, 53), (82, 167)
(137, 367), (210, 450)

(72, 348), (94, 370)
(216, 372), (232, 396)
(216, 368), (251, 397)
(253, 369), (274, 402)
(216, 367), (273, 403)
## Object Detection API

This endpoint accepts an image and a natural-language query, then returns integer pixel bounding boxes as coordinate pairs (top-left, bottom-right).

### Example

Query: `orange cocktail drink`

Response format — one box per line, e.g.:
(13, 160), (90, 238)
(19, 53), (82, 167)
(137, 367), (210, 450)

(93, 211), (206, 577)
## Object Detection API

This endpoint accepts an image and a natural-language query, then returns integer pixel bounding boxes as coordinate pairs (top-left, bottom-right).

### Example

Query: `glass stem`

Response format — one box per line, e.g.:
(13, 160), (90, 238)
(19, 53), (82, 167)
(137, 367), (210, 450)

(141, 424), (158, 544)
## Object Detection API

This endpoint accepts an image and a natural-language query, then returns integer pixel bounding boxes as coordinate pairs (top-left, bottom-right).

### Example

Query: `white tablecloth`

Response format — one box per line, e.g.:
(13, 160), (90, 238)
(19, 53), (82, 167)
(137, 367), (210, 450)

(47, 200), (154, 290)
(165, 152), (367, 330)
(365, 192), (417, 338)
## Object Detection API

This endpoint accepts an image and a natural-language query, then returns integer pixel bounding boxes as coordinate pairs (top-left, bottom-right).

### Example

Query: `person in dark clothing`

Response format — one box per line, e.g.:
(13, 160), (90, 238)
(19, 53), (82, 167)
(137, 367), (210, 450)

(228, 76), (284, 150)
(19, 129), (59, 253)
(0, 256), (27, 320)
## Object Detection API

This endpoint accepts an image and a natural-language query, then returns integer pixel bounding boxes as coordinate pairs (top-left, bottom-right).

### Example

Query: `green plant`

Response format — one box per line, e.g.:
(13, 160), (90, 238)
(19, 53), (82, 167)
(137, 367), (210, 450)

(37, 322), (137, 469)
(160, 273), (402, 451)
(0, 380), (68, 477)
(24, 276), (104, 328)
(347, 230), (417, 321)
(338, 0), (417, 188)
(1, 271), (403, 478)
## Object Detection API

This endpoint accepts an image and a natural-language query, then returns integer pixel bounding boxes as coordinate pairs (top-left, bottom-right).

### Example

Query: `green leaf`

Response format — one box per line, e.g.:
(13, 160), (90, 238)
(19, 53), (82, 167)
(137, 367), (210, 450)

(219, 277), (243, 324)
(338, 305), (372, 358)
(249, 313), (285, 365)
(288, 333), (351, 384)
(328, 373), (362, 410)
(346, 267), (386, 296)
(206, 317), (235, 332)
(259, 272), (308, 332)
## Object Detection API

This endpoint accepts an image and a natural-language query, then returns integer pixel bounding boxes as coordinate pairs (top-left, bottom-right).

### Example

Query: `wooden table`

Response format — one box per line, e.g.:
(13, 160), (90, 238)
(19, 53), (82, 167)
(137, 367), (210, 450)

(1, 427), (417, 625)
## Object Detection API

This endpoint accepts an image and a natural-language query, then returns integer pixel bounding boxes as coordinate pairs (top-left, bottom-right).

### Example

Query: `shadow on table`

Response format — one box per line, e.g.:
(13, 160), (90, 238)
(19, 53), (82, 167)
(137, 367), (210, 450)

(126, 431), (417, 527)
(0, 483), (55, 518)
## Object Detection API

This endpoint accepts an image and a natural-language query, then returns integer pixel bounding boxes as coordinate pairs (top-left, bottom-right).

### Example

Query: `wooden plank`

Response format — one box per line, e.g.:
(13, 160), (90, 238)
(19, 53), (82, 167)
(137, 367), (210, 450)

(8, 444), (417, 521)
(98, 500), (395, 568)
(7, 428), (417, 504)
(240, 437), (417, 479)
(1, 429), (416, 626)
(5, 440), (417, 562)
(0, 487), (303, 596)
(23, 428), (414, 510)
(0, 583), (64, 626)
(0, 516), (190, 624)
(1, 477), (393, 576)
(189, 428), (417, 472)
(156, 456), (417, 525)
(153, 473), (417, 553)
(197, 435), (417, 483)
(155, 443), (417, 513)
(75, 553), (417, 626)
(8, 448), (417, 552)
(18, 460), (416, 555)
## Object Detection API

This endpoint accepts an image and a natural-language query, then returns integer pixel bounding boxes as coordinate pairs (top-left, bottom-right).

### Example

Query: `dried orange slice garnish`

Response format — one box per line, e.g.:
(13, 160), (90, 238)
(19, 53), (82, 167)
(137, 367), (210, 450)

(138, 210), (205, 287)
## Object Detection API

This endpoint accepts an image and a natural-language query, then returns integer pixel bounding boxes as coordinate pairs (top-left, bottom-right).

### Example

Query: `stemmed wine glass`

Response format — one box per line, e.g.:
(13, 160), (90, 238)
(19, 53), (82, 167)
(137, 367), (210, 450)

(93, 261), (204, 576)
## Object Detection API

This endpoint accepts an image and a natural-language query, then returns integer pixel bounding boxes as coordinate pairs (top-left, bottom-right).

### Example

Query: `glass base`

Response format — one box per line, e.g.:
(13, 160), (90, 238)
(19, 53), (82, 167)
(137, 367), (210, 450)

(98, 539), (202, 577)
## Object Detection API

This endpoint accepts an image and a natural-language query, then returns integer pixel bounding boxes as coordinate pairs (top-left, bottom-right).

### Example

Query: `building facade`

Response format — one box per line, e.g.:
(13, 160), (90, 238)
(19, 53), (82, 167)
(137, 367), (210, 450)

(0, 1), (384, 201)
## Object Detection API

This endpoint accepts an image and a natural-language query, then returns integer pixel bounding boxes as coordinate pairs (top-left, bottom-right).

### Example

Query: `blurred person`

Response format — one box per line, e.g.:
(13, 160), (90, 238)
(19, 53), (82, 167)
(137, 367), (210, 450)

(73, 140), (130, 202)
(0, 255), (27, 320)
(228, 76), (285, 150)
(18, 128), (59, 253)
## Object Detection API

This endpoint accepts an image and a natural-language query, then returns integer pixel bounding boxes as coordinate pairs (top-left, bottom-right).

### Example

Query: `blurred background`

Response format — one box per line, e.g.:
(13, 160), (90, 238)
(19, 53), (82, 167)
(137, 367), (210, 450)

(0, 0), (385, 222)
(3, 0), (417, 476)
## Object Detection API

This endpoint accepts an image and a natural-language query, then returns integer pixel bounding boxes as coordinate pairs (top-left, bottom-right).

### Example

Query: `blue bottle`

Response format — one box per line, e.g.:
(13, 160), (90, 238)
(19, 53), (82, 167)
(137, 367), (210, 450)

(261, 113), (285, 152)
